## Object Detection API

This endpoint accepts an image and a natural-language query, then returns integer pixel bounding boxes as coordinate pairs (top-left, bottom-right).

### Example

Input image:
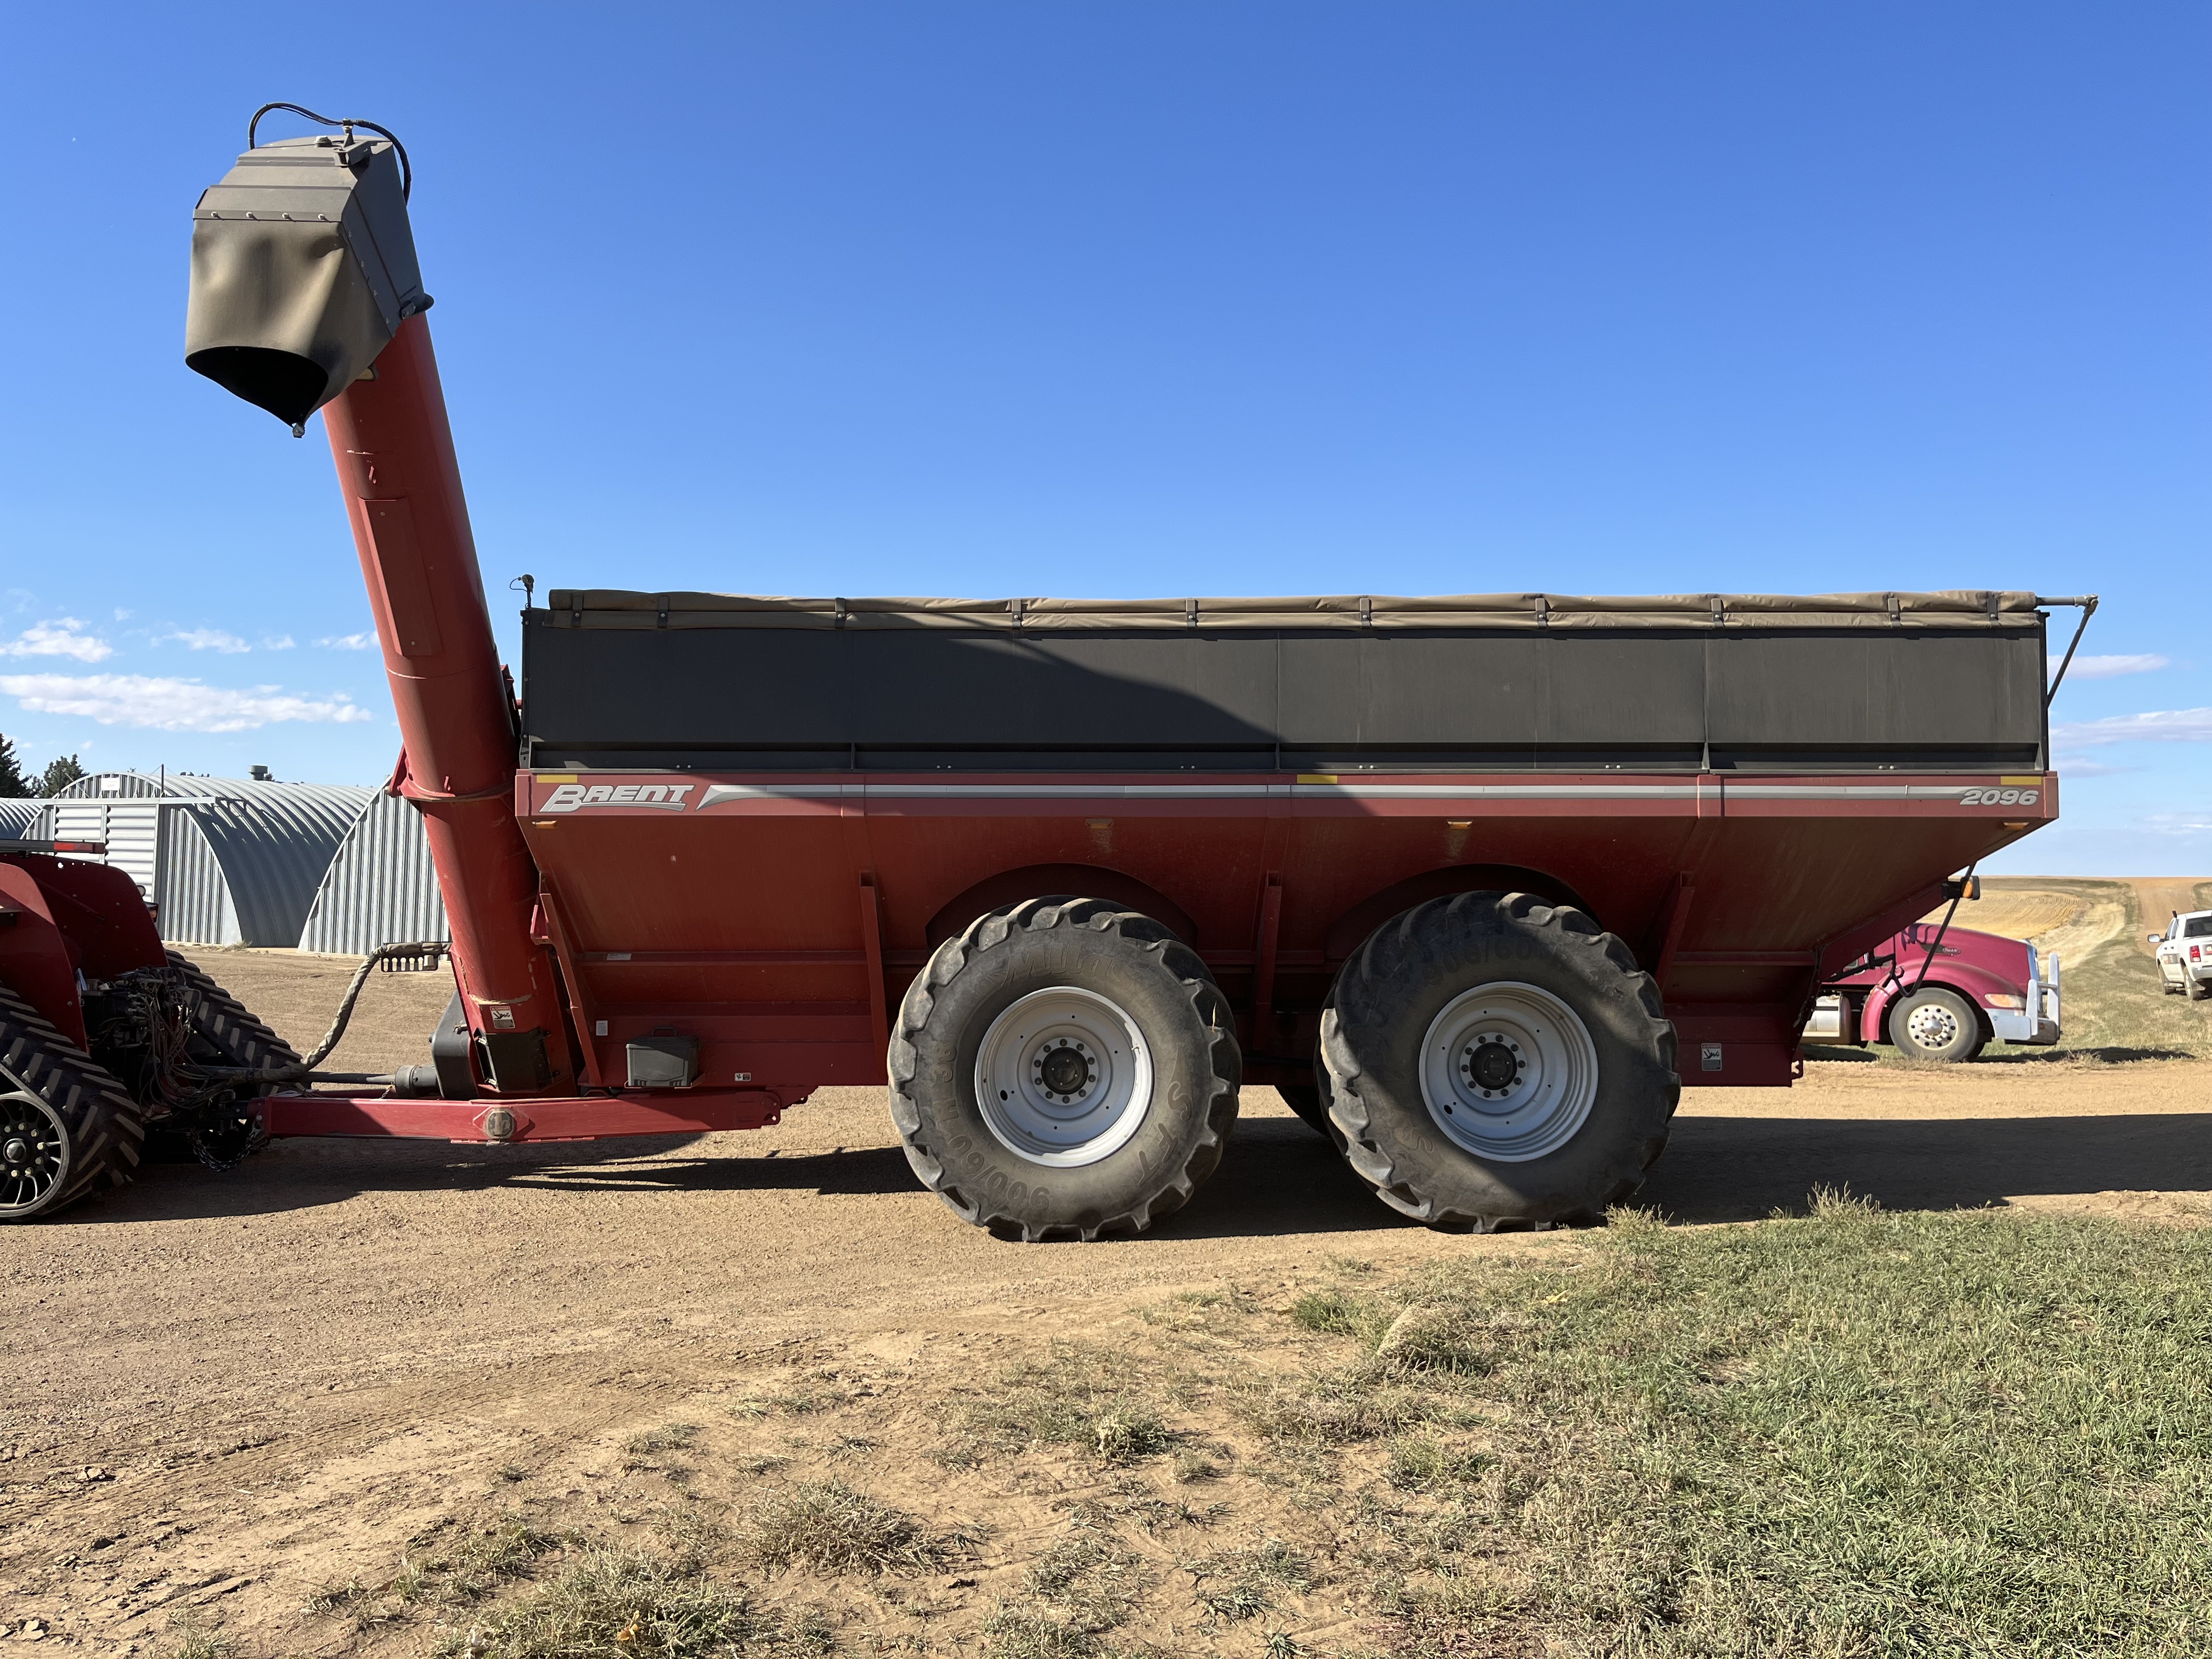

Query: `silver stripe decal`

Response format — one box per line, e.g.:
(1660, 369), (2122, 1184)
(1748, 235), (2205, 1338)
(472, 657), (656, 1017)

(865, 783), (1277, 799)
(642, 779), (2001, 807)
(1288, 783), (1700, 800)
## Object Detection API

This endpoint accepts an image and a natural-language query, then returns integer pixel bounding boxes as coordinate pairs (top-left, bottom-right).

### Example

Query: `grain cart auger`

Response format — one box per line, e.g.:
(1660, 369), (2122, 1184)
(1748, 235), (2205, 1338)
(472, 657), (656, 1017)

(1, 106), (2079, 1231)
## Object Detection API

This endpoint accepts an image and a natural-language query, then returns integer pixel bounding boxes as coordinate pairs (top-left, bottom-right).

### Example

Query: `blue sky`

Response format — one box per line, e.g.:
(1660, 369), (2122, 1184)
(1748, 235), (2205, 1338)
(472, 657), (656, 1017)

(0, 3), (2203, 873)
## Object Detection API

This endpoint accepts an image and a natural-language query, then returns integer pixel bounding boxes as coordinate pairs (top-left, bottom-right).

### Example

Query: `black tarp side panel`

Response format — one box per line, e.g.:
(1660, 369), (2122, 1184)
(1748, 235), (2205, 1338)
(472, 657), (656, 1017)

(520, 596), (2049, 774)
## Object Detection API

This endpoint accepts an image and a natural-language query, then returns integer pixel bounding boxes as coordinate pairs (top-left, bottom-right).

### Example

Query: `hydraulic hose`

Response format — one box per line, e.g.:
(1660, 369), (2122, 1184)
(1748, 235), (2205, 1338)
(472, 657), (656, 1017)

(190, 941), (450, 1083)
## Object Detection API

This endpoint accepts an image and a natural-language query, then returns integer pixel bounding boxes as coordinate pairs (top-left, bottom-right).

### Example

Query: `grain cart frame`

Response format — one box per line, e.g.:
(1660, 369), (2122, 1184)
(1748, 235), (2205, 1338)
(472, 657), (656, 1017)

(0, 110), (2080, 1234)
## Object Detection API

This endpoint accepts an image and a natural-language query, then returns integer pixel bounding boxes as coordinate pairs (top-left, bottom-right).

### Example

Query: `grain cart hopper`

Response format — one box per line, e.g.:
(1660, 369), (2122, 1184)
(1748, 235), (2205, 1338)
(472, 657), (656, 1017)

(0, 108), (2088, 1234)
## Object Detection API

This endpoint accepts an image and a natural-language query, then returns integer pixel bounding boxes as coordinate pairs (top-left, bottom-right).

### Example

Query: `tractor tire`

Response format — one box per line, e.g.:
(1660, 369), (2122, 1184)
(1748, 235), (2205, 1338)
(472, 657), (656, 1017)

(0, 982), (145, 1220)
(889, 896), (1241, 1241)
(162, 951), (301, 1167)
(1318, 891), (1678, 1231)
(1886, 986), (1984, 1063)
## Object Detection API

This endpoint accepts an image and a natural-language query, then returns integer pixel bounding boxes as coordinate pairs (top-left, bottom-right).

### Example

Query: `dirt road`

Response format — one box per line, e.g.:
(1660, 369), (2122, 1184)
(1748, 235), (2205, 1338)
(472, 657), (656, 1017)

(6, 954), (2212, 1653)
(2133, 878), (2210, 953)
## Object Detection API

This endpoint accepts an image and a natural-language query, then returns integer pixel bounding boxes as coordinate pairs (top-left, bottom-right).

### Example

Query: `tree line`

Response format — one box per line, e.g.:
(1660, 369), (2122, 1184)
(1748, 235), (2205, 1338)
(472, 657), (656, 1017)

(0, 734), (86, 798)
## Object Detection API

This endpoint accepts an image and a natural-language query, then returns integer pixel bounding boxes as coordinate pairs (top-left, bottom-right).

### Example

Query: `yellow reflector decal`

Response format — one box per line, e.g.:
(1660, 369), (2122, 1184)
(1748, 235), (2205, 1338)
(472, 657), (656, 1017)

(537, 774), (578, 783)
(2001, 775), (2042, 785)
(1296, 774), (1340, 785)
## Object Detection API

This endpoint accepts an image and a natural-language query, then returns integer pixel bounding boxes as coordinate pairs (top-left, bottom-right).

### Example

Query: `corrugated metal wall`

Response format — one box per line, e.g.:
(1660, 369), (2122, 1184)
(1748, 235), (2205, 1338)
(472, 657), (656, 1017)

(50, 800), (163, 899)
(49, 773), (373, 947)
(0, 800), (41, 839)
(157, 807), (238, 945)
(298, 791), (449, 953)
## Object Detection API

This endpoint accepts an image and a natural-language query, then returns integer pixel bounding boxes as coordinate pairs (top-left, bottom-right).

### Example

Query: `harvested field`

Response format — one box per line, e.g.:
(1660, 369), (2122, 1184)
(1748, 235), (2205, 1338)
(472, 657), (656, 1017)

(7, 949), (2212, 1654)
(1889, 875), (2212, 1063)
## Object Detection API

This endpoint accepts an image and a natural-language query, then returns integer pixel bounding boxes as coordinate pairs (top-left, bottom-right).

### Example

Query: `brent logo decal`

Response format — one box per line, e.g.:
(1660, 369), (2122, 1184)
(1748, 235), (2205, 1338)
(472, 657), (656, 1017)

(540, 782), (696, 812)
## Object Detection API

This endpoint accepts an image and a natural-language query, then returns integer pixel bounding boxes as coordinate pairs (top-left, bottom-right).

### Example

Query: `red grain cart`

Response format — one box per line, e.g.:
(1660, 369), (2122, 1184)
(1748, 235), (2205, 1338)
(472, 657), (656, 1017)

(0, 112), (2089, 1235)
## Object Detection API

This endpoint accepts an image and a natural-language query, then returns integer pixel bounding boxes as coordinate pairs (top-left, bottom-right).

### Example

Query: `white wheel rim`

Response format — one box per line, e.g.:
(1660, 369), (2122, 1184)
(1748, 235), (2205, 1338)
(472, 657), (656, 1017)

(975, 986), (1153, 1167)
(1419, 981), (1599, 1163)
(1906, 1002), (1960, 1050)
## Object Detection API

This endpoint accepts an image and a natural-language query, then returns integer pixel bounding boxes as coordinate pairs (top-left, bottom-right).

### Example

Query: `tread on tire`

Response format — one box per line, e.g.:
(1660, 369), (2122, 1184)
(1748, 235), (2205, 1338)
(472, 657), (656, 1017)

(889, 896), (1240, 1241)
(1318, 891), (1678, 1231)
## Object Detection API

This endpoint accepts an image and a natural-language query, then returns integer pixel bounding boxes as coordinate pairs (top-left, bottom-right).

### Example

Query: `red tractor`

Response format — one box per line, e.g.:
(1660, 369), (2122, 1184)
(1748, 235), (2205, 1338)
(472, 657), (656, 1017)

(0, 108), (2090, 1234)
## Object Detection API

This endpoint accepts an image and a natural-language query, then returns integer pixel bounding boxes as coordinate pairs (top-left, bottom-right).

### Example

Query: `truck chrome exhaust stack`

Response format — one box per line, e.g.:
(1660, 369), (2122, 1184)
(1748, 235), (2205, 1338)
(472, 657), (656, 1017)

(185, 112), (432, 433)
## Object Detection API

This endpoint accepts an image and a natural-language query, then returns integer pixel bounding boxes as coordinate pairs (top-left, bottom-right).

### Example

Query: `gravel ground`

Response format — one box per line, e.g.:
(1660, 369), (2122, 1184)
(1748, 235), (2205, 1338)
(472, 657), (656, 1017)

(4, 950), (2210, 1653)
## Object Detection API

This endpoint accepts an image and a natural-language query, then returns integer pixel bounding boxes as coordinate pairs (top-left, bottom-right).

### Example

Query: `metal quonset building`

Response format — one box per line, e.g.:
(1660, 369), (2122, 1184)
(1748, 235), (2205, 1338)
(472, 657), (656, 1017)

(298, 789), (449, 954)
(42, 773), (373, 947)
(0, 799), (41, 840)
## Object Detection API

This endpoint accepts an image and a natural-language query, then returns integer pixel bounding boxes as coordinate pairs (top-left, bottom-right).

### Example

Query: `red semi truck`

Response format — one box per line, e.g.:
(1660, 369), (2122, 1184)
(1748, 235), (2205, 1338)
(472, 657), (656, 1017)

(1810, 922), (2061, 1063)
(0, 111), (2092, 1235)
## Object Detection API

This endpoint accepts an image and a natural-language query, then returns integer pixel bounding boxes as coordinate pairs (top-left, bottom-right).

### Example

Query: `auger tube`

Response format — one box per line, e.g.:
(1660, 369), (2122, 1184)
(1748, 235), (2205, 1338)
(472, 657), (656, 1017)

(318, 320), (570, 1093)
(184, 122), (568, 1094)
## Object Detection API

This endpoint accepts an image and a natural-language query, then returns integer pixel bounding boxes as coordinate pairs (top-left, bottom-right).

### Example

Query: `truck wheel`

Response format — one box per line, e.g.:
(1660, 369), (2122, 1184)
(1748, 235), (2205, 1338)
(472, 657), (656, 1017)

(2191, 980), (2211, 1003)
(0, 984), (145, 1221)
(161, 951), (300, 1169)
(1886, 986), (1983, 1062)
(1317, 892), (1678, 1231)
(889, 896), (1240, 1240)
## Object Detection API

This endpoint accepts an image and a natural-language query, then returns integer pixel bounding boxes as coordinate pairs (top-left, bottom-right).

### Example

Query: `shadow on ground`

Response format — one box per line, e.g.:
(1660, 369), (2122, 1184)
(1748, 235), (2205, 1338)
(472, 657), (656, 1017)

(1643, 1112), (2212, 1222)
(1803, 1045), (2196, 1066)
(82, 1108), (2212, 1238)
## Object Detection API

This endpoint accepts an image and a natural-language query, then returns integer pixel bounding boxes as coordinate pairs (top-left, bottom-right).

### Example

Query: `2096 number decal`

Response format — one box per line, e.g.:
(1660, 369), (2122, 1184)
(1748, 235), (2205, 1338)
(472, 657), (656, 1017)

(1961, 787), (2039, 806)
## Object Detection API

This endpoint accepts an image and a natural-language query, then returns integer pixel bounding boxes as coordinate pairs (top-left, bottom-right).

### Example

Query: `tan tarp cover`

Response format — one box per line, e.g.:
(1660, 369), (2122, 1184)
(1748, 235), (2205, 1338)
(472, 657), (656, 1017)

(541, 589), (2049, 633)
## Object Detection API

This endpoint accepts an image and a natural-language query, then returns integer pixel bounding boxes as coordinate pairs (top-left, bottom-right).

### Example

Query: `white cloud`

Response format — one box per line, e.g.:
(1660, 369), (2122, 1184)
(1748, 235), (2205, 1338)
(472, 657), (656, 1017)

(318, 632), (378, 650)
(2063, 653), (2170, 680)
(2051, 708), (2212, 747)
(0, 673), (374, 732)
(262, 634), (297, 650)
(163, 627), (251, 654)
(0, 618), (111, 663)
(2050, 755), (2131, 778)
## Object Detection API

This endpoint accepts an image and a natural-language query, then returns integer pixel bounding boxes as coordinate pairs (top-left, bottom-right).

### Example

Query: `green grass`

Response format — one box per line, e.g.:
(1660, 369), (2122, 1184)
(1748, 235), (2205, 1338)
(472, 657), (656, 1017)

(396, 1514), (575, 1607)
(1321, 1194), (2212, 1656)
(951, 1342), (1177, 1464)
(437, 1549), (794, 1657)
(980, 1604), (1107, 1659)
(326, 1187), (2212, 1657)
(625, 1422), (702, 1457)
(743, 1480), (964, 1576)
(1023, 1526), (1155, 1630)
(162, 1612), (237, 1659)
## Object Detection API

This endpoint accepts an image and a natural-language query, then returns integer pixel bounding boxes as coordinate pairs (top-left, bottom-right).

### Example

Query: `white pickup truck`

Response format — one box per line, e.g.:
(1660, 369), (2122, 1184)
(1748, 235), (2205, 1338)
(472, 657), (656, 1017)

(2150, 910), (2212, 999)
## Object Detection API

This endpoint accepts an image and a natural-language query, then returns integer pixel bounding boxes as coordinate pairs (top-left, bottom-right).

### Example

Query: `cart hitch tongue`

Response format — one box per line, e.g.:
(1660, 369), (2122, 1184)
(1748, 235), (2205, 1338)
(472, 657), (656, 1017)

(184, 108), (432, 432)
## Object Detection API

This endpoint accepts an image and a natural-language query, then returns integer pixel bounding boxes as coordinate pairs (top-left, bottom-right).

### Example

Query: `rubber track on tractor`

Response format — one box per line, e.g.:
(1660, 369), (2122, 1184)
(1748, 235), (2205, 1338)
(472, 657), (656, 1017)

(166, 950), (304, 1076)
(0, 980), (145, 1216)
